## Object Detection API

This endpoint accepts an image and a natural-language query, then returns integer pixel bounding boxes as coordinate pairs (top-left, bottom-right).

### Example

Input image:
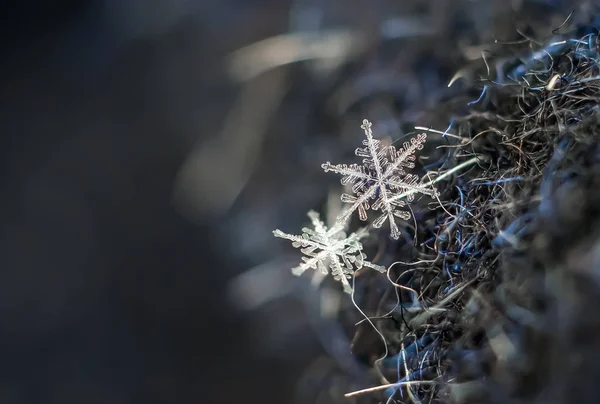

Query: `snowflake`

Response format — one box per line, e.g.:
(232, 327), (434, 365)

(322, 119), (438, 240)
(273, 210), (385, 293)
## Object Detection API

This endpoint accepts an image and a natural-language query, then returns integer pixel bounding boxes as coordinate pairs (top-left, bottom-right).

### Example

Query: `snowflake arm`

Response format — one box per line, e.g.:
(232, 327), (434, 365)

(273, 210), (385, 293)
(322, 119), (439, 240)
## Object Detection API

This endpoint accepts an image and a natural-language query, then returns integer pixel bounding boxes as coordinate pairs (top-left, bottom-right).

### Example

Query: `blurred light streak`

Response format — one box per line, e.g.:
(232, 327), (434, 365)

(172, 67), (289, 219)
(228, 29), (362, 82)
(227, 258), (297, 311)
(228, 16), (434, 83)
(380, 16), (437, 39)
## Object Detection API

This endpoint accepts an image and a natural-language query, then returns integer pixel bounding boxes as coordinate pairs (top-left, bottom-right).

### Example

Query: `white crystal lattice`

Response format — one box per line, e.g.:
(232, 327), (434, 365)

(273, 210), (385, 293)
(322, 119), (438, 239)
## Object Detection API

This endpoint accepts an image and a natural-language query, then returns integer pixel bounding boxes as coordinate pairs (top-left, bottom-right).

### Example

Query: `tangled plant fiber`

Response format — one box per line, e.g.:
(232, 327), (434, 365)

(340, 11), (600, 404)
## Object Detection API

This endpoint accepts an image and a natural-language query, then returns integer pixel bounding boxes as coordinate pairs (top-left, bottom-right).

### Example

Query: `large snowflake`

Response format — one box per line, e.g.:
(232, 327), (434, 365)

(322, 119), (438, 239)
(273, 210), (385, 293)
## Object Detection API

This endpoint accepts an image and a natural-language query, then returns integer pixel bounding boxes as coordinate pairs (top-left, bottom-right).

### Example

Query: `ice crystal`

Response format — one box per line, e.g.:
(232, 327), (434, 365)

(322, 119), (438, 239)
(273, 210), (385, 293)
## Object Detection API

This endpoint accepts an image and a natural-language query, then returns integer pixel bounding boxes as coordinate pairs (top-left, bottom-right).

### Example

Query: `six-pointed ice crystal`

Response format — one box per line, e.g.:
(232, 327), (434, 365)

(273, 210), (385, 293)
(322, 119), (438, 239)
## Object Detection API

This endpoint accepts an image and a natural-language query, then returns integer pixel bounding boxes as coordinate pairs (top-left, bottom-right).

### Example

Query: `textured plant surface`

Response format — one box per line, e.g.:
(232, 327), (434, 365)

(271, 2), (600, 404)
(338, 10), (600, 404)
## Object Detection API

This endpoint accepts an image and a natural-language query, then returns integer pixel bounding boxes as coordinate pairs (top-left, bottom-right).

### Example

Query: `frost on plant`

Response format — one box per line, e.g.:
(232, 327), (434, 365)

(273, 210), (385, 293)
(322, 119), (438, 240)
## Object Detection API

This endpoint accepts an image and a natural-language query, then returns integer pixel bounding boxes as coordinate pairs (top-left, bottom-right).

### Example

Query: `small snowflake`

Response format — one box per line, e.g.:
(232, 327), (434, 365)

(322, 119), (438, 239)
(273, 210), (385, 293)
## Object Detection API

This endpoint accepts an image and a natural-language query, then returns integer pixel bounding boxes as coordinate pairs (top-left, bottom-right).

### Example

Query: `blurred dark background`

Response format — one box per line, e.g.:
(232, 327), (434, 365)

(0, 0), (583, 403)
(0, 1), (335, 402)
